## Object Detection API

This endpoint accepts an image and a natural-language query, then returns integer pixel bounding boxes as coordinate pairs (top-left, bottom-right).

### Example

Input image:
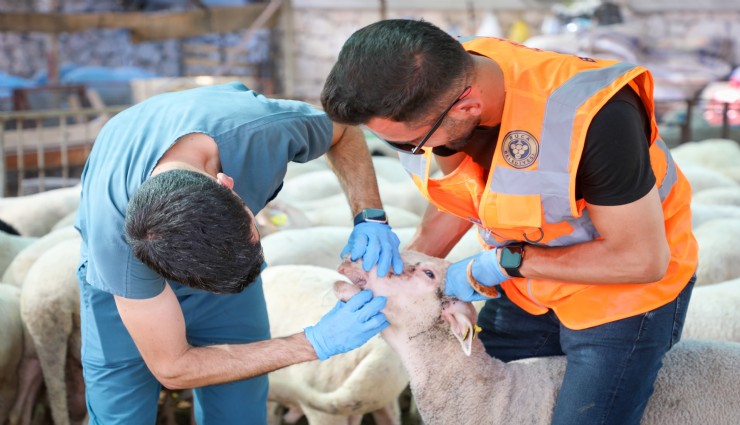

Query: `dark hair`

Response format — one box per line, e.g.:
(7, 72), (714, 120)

(321, 19), (474, 126)
(125, 169), (263, 294)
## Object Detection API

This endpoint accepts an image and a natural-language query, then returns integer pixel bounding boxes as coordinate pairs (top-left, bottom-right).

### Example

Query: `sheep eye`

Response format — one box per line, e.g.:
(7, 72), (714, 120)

(423, 270), (435, 279)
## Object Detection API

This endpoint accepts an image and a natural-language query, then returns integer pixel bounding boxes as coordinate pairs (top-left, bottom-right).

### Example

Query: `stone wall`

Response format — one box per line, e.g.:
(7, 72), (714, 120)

(0, 0), (263, 81)
(286, 3), (740, 100)
(287, 7), (547, 101)
(0, 0), (182, 79)
(1, 1), (738, 101)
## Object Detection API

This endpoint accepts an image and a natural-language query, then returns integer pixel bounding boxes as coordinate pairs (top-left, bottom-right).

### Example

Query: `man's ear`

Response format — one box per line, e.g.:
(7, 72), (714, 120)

(216, 172), (235, 190)
(441, 300), (479, 356)
(453, 97), (483, 119)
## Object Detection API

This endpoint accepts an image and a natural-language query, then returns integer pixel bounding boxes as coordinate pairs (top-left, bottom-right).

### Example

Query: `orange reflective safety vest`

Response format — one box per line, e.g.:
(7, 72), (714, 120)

(399, 37), (698, 330)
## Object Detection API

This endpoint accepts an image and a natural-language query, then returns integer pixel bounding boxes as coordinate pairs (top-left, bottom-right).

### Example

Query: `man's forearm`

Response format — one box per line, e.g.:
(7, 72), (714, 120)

(519, 187), (670, 284)
(519, 239), (667, 284)
(157, 332), (317, 390)
(326, 125), (383, 215)
(406, 204), (472, 258)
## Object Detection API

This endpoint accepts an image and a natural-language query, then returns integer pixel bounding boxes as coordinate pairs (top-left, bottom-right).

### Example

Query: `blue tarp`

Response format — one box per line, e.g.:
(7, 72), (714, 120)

(33, 65), (158, 106)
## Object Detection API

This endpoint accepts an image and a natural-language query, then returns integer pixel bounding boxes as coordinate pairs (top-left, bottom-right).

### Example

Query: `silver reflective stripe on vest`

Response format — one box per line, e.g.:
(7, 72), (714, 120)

(538, 62), (639, 172)
(547, 209), (600, 247)
(490, 168), (571, 223)
(654, 138), (678, 201)
(399, 152), (428, 182)
(490, 63), (637, 227)
(478, 209), (600, 247)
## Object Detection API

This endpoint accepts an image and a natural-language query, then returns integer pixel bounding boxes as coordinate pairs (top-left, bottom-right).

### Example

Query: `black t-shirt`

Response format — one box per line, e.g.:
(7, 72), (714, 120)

(575, 86), (656, 205)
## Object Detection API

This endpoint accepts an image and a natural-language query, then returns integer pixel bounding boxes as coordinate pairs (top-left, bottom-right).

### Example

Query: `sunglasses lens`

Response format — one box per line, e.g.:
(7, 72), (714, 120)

(386, 141), (417, 153)
(364, 127), (421, 155)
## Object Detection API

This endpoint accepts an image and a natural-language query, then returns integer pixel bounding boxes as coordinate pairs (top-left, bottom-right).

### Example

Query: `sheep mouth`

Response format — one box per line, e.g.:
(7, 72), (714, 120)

(339, 268), (368, 289)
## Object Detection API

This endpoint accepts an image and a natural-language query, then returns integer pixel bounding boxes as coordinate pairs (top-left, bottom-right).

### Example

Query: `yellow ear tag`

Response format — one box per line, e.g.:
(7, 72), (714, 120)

(270, 212), (288, 227)
(462, 326), (471, 341)
(474, 325), (483, 338)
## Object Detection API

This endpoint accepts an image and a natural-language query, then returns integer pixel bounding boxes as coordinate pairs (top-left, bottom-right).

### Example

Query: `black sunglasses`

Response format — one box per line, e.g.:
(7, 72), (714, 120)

(377, 86), (472, 155)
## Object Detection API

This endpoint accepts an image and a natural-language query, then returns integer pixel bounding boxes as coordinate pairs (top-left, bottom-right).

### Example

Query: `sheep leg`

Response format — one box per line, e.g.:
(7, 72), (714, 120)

(371, 400), (402, 425)
(26, 311), (73, 425)
(66, 334), (86, 423)
(301, 406), (352, 425)
(8, 355), (43, 425)
(347, 414), (362, 425)
(283, 404), (305, 423)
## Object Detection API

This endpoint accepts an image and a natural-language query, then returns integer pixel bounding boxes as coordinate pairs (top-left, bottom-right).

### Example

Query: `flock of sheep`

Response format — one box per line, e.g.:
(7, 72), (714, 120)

(0, 137), (739, 425)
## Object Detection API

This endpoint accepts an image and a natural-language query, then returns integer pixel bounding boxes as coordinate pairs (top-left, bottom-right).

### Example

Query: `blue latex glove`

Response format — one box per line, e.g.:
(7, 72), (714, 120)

(304, 290), (389, 361)
(341, 222), (403, 277)
(444, 248), (508, 302)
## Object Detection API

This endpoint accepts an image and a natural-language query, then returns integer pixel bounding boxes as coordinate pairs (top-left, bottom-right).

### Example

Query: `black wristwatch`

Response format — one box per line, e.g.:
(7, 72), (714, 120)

(353, 208), (388, 226)
(499, 243), (525, 278)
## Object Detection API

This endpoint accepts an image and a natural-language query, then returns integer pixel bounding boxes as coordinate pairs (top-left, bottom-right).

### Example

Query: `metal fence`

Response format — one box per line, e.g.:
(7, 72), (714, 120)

(0, 106), (126, 197)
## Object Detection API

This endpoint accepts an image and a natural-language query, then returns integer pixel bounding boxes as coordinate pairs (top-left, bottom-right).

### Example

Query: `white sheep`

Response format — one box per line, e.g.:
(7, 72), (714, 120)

(694, 218), (740, 286)
(3, 228), (79, 425)
(292, 178), (428, 217)
(670, 139), (740, 171)
(0, 232), (37, 278)
(262, 226), (482, 269)
(682, 278), (740, 343)
(262, 264), (408, 425)
(262, 226), (356, 269)
(304, 205), (420, 229)
(371, 156), (415, 182)
(20, 236), (85, 425)
(690, 204), (740, 229)
(51, 211), (78, 232)
(2, 226), (79, 287)
(255, 199), (313, 237)
(335, 251), (740, 425)
(284, 157), (329, 181)
(0, 283), (23, 424)
(691, 186), (740, 207)
(721, 166), (740, 184)
(0, 186), (80, 236)
(678, 163), (738, 194)
(277, 170), (344, 204)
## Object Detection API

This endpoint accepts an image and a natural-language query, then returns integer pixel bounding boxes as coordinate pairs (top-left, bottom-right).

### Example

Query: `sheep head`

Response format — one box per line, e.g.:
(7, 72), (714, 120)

(335, 251), (479, 356)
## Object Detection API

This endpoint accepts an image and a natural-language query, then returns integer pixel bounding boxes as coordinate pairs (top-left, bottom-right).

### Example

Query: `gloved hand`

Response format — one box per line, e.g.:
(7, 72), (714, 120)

(341, 222), (403, 277)
(444, 248), (508, 302)
(304, 290), (389, 361)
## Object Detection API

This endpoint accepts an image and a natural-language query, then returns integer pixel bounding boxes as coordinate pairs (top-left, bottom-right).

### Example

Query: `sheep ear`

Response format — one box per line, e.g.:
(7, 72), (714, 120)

(441, 301), (478, 356)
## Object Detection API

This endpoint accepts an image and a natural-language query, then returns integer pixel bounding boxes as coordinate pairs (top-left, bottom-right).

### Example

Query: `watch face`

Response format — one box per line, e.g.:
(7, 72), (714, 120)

(364, 208), (387, 222)
(500, 246), (523, 268)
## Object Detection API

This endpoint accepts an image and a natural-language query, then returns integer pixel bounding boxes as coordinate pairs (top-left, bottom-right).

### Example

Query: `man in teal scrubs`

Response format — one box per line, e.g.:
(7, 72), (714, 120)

(75, 82), (403, 424)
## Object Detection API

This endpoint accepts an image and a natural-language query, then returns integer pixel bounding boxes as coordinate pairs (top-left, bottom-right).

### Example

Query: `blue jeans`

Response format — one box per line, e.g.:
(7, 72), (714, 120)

(477, 276), (695, 425)
(78, 263), (271, 425)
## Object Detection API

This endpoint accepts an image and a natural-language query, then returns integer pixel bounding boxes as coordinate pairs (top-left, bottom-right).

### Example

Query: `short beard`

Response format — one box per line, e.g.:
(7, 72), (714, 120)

(442, 117), (480, 151)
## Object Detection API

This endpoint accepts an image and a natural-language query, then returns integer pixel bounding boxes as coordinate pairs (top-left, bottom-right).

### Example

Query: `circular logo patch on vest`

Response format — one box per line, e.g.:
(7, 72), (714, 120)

(502, 130), (539, 169)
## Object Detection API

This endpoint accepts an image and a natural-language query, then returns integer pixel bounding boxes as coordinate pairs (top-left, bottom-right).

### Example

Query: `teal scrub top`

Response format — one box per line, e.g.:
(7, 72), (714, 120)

(75, 82), (333, 299)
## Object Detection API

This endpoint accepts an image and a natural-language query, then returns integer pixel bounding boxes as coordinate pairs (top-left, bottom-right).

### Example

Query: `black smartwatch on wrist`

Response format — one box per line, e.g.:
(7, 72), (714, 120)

(353, 208), (388, 226)
(499, 243), (525, 278)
